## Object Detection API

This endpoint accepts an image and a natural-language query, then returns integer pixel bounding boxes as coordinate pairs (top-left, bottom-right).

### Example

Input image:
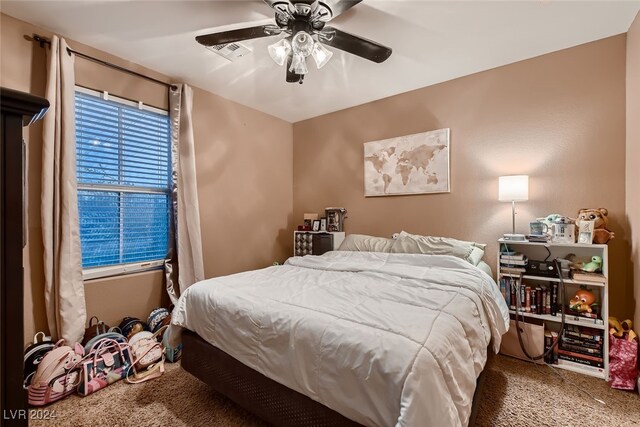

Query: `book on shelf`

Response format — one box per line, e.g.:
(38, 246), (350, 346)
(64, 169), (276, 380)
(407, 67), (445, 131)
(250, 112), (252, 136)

(571, 271), (606, 284)
(550, 283), (559, 316)
(545, 287), (551, 315)
(500, 258), (528, 267)
(557, 350), (604, 368)
(559, 342), (603, 357)
(501, 266), (527, 274)
(557, 358), (604, 373)
(526, 235), (550, 243)
(530, 288), (537, 313)
(562, 306), (603, 322)
(561, 314), (605, 326)
(561, 335), (602, 349)
(544, 330), (558, 364)
(564, 324), (603, 340)
(558, 348), (604, 363)
(500, 252), (526, 261)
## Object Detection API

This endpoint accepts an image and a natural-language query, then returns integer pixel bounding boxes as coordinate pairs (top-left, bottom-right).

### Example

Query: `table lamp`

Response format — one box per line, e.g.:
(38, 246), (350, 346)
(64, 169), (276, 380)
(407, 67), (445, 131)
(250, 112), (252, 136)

(498, 175), (529, 241)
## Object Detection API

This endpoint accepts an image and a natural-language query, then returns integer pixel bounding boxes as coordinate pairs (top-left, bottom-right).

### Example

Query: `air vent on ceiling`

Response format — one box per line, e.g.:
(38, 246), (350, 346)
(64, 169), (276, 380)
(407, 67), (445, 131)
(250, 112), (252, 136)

(205, 43), (251, 61)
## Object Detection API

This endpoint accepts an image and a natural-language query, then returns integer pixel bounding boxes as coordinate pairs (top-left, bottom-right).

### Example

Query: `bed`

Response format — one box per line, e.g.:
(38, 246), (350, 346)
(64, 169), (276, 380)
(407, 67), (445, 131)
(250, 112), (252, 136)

(170, 248), (509, 427)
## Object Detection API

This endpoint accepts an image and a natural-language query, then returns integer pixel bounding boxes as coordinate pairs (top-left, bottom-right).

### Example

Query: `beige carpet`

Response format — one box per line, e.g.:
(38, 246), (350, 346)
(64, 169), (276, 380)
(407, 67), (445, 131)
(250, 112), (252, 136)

(32, 355), (640, 427)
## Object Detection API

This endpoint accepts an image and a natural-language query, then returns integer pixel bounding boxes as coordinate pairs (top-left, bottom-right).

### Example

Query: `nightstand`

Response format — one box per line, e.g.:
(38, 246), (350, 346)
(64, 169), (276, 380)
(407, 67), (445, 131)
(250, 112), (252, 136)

(293, 231), (345, 256)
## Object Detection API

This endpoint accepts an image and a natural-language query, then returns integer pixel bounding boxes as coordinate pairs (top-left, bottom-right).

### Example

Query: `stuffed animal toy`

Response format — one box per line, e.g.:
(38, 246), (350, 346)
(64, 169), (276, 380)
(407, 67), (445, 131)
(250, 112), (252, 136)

(536, 214), (563, 229)
(566, 253), (584, 271)
(581, 256), (602, 272)
(609, 317), (624, 337)
(609, 316), (638, 342)
(621, 319), (637, 341)
(569, 288), (596, 313)
(576, 208), (615, 244)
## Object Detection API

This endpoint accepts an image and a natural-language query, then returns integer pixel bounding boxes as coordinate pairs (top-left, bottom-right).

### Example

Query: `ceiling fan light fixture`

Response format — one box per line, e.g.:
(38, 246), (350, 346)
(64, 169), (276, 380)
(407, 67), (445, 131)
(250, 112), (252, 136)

(289, 52), (308, 75)
(292, 31), (314, 57)
(267, 38), (291, 66)
(311, 42), (333, 69)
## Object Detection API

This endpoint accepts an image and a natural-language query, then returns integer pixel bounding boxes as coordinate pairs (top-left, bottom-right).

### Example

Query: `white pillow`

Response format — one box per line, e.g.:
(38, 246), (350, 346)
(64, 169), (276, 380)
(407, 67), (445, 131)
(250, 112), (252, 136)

(337, 234), (395, 253)
(390, 231), (486, 265)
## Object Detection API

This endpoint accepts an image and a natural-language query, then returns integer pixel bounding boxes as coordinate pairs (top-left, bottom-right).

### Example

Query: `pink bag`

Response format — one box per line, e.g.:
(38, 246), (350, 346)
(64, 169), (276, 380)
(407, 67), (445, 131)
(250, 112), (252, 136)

(608, 335), (638, 391)
(77, 338), (132, 396)
(27, 341), (84, 406)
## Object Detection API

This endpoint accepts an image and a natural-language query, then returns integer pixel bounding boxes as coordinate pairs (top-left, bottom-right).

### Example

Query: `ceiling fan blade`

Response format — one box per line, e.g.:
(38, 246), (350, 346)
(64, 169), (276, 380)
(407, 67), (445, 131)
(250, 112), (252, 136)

(286, 55), (303, 83)
(320, 26), (391, 63)
(196, 25), (279, 47)
(319, 0), (362, 20)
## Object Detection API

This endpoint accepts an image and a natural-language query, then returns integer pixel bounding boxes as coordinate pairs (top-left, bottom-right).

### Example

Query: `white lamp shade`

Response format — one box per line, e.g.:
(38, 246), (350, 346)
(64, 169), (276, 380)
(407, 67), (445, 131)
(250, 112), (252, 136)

(289, 52), (308, 74)
(292, 31), (314, 57)
(498, 175), (529, 202)
(311, 42), (333, 69)
(268, 38), (291, 66)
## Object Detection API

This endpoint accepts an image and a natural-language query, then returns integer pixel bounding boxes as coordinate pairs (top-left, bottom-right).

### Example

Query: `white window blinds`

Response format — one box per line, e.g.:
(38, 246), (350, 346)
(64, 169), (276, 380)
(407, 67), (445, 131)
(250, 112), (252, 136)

(75, 88), (171, 270)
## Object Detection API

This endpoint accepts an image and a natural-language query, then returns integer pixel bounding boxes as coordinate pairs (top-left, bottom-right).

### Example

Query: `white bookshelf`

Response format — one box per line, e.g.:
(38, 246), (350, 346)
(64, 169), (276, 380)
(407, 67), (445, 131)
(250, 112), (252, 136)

(497, 239), (609, 379)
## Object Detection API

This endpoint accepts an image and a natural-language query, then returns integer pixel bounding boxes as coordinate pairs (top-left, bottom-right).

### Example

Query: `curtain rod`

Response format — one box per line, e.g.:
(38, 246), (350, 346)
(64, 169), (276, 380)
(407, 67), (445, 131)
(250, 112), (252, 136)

(31, 34), (178, 91)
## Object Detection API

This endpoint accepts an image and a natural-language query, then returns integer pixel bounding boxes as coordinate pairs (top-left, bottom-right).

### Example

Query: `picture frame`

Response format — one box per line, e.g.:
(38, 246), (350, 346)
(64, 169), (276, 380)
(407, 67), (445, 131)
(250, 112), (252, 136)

(577, 220), (595, 244)
(364, 128), (450, 196)
(312, 220), (321, 232)
(325, 207), (346, 232)
(320, 217), (327, 232)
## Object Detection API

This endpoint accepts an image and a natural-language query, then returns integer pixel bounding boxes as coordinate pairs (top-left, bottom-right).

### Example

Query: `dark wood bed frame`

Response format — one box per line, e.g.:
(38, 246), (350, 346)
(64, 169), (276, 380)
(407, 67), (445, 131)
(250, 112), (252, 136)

(181, 330), (488, 427)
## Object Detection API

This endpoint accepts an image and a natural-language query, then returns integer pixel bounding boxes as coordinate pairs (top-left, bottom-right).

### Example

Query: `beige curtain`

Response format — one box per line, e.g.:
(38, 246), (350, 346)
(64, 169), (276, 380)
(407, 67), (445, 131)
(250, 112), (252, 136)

(41, 35), (86, 343)
(165, 84), (205, 304)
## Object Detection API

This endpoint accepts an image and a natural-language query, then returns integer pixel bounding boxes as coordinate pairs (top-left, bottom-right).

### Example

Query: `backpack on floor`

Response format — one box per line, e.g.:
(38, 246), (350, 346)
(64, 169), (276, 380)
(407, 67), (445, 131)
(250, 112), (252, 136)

(27, 341), (84, 406)
(23, 332), (57, 389)
(146, 307), (170, 334)
(118, 317), (147, 339)
(83, 330), (128, 355)
(126, 325), (168, 384)
(82, 316), (121, 346)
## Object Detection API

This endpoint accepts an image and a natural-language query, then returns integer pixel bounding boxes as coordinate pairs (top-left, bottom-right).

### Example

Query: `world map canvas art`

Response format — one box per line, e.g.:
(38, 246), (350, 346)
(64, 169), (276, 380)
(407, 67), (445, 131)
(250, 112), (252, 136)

(364, 128), (450, 196)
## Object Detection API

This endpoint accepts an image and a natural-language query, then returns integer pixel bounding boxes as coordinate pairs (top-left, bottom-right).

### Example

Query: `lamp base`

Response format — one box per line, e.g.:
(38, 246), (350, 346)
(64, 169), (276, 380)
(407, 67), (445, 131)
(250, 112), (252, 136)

(502, 233), (527, 241)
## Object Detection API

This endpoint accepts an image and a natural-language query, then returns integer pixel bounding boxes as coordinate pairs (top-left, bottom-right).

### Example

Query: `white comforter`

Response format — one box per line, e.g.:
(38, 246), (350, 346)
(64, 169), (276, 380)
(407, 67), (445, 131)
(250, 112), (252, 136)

(171, 251), (509, 427)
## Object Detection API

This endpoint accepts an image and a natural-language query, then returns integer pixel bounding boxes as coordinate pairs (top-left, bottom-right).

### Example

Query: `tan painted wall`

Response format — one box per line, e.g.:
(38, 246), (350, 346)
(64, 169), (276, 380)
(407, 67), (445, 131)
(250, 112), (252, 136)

(0, 13), (293, 344)
(627, 12), (640, 329)
(293, 35), (632, 319)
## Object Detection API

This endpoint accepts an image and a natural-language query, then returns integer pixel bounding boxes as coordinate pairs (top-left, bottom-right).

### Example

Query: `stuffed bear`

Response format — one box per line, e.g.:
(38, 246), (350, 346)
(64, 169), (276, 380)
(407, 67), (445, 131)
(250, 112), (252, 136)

(576, 208), (615, 244)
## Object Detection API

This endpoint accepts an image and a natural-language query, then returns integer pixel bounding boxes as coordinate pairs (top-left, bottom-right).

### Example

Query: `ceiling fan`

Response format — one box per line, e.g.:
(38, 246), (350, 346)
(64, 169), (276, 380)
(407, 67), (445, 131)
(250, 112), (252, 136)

(196, 0), (392, 84)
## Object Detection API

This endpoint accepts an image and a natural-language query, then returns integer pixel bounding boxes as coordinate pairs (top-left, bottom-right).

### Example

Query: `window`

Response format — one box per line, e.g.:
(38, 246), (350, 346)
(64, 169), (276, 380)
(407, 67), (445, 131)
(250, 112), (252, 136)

(75, 87), (171, 278)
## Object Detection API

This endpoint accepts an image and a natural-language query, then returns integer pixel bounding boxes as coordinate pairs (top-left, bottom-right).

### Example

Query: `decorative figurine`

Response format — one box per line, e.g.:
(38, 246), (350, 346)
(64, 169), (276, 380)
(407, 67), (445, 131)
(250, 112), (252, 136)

(581, 255), (602, 273)
(569, 288), (597, 313)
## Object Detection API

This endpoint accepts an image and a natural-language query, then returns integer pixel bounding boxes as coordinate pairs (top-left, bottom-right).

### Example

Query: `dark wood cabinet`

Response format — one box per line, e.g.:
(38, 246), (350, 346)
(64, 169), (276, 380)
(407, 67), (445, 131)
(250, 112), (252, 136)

(1, 87), (48, 426)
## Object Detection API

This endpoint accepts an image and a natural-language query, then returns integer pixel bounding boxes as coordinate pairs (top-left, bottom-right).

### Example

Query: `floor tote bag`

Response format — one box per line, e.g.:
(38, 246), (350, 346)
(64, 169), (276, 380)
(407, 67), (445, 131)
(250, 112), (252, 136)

(608, 334), (638, 390)
(77, 338), (132, 396)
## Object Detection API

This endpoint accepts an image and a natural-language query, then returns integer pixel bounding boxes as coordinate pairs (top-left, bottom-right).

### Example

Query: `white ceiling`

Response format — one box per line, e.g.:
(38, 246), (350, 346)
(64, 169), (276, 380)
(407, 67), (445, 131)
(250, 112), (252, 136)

(2, 1), (639, 122)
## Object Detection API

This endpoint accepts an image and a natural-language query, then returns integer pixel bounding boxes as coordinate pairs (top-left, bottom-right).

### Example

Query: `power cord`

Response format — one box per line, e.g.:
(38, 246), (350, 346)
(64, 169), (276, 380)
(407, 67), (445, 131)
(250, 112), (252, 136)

(513, 259), (565, 361)
(544, 362), (606, 405)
